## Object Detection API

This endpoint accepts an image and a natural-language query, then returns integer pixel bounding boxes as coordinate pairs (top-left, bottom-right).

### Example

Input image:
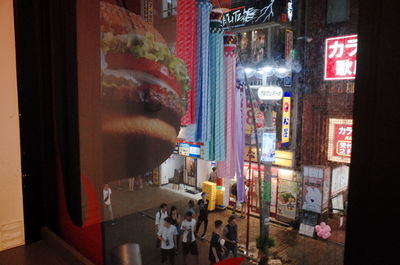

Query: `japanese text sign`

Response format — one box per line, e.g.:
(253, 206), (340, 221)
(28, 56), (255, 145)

(328, 119), (353, 163)
(324, 35), (357, 80)
(261, 132), (276, 162)
(281, 93), (291, 144)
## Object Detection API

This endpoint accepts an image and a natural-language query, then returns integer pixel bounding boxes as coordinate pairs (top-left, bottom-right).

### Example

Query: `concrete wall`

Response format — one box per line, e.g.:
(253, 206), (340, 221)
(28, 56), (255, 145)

(0, 0), (25, 251)
(196, 159), (212, 188)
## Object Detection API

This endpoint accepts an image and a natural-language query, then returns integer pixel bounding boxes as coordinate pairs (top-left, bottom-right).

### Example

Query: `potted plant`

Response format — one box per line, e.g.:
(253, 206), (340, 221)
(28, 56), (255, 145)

(256, 235), (275, 264)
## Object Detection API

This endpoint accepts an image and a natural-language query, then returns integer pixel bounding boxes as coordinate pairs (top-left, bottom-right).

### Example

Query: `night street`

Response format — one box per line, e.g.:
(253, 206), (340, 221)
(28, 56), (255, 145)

(103, 183), (344, 265)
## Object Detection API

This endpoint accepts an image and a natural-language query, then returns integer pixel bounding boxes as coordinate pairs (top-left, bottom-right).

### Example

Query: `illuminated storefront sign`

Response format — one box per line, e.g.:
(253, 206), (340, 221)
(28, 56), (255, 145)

(281, 93), (291, 144)
(327, 119), (353, 163)
(324, 34), (358, 80)
(222, 0), (276, 28)
(273, 150), (293, 168)
(218, 0), (293, 29)
(178, 142), (201, 158)
(287, 0), (294, 22)
(261, 132), (276, 162)
(257, 86), (283, 100)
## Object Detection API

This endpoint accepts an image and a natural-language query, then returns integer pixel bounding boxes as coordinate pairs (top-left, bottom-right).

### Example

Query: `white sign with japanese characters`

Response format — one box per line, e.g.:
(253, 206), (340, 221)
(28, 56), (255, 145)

(324, 35), (358, 80)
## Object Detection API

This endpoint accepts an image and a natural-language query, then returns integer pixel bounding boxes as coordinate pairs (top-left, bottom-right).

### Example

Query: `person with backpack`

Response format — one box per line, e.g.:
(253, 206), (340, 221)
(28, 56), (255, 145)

(169, 206), (182, 252)
(222, 215), (239, 259)
(155, 203), (169, 248)
(158, 217), (178, 265)
(195, 192), (209, 239)
(181, 211), (199, 265)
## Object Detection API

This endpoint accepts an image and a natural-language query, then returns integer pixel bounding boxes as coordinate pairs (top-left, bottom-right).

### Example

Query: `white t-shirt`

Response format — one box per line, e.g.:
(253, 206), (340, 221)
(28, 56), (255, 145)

(155, 210), (169, 231)
(103, 188), (112, 205)
(157, 225), (177, 249)
(181, 219), (196, 243)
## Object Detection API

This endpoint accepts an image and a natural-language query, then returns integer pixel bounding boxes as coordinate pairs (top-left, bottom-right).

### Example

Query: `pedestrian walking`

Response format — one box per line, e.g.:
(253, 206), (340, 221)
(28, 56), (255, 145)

(185, 200), (196, 218)
(195, 192), (209, 239)
(209, 220), (225, 265)
(240, 180), (250, 218)
(181, 211), (199, 265)
(222, 215), (239, 259)
(128, 176), (135, 191)
(230, 182), (240, 215)
(155, 203), (169, 248)
(103, 184), (116, 225)
(170, 206), (182, 251)
(158, 217), (178, 265)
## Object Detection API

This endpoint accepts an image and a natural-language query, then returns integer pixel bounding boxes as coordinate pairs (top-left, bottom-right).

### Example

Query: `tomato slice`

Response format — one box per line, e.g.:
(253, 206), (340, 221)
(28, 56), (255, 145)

(105, 53), (182, 97)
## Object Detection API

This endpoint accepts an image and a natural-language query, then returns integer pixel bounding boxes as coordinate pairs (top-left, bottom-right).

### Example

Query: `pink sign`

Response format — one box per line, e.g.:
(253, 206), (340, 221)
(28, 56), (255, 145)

(324, 34), (358, 80)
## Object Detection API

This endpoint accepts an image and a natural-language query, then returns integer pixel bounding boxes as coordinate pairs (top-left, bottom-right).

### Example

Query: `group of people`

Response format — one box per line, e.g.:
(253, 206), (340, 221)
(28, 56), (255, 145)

(155, 193), (240, 265)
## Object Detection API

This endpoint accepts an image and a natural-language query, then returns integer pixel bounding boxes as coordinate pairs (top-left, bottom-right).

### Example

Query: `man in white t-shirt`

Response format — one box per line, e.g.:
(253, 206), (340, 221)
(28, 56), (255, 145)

(103, 184), (116, 225)
(181, 211), (199, 265)
(155, 203), (169, 247)
(157, 217), (177, 265)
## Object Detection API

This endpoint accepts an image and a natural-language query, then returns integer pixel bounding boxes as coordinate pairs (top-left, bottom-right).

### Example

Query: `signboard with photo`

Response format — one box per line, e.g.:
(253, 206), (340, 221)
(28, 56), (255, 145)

(261, 132), (276, 162)
(277, 179), (297, 220)
(178, 142), (201, 158)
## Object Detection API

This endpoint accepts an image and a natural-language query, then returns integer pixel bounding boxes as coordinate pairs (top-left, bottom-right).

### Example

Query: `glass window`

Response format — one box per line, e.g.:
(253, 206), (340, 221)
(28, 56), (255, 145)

(327, 0), (349, 23)
(162, 0), (177, 18)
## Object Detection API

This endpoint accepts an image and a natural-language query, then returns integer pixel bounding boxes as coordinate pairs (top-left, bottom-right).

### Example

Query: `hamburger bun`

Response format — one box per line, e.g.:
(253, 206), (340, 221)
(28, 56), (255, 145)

(100, 1), (189, 180)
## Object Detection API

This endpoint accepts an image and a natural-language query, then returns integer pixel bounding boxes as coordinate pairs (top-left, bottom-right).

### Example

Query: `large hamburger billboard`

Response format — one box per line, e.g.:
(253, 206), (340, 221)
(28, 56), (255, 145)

(100, 1), (189, 181)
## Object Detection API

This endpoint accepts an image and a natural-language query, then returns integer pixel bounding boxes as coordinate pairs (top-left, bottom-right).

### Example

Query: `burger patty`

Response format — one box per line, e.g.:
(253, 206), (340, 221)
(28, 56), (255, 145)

(102, 83), (182, 127)
(103, 133), (175, 180)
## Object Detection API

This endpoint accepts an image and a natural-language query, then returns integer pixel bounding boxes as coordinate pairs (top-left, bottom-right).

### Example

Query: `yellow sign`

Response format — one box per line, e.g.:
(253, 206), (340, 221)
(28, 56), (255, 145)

(281, 95), (291, 144)
(273, 150), (294, 168)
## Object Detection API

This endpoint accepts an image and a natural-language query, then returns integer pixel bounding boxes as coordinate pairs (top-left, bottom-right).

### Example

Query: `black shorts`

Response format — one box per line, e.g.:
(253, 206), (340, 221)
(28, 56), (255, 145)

(182, 241), (198, 256)
(161, 249), (175, 264)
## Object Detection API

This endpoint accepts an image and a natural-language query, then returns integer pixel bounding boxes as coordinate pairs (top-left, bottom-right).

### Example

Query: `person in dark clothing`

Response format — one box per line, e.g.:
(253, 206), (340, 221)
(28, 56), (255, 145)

(209, 220), (224, 265)
(222, 215), (238, 259)
(169, 206), (182, 252)
(195, 192), (209, 239)
(231, 182), (239, 215)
